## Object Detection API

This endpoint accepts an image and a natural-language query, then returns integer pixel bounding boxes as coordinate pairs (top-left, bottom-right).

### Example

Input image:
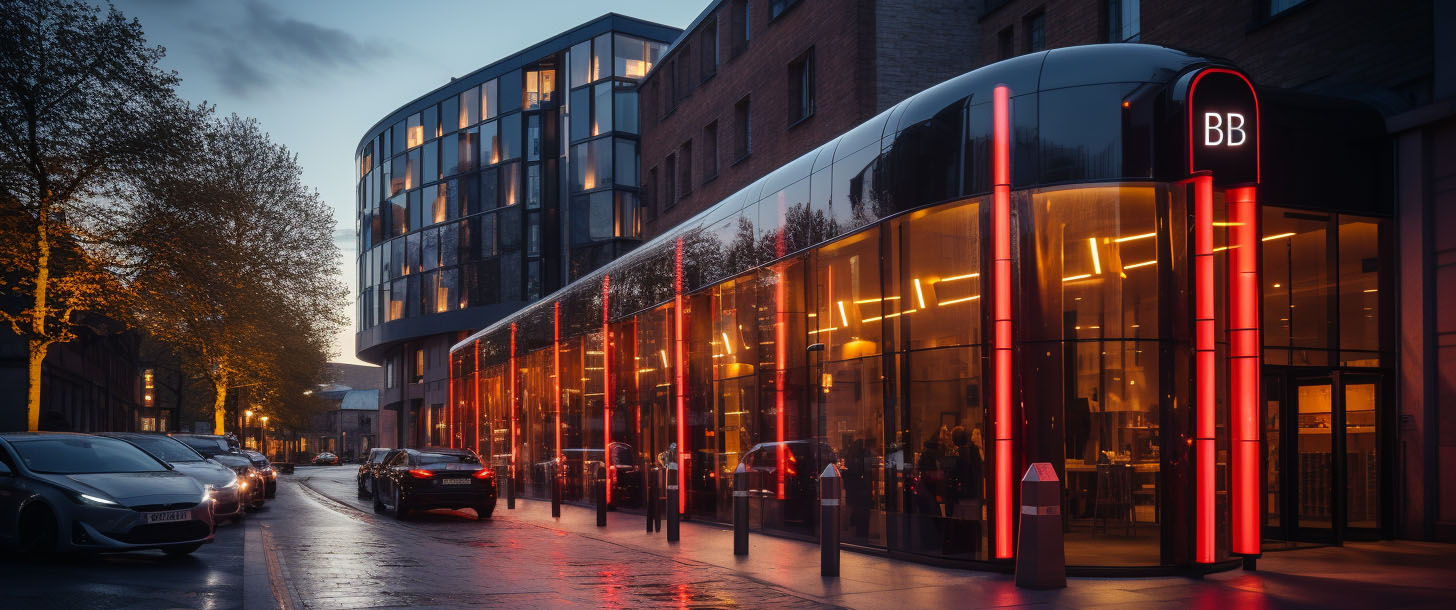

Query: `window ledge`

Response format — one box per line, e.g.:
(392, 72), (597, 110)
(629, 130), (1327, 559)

(787, 111), (814, 130)
(1246, 0), (1318, 33)
(702, 172), (718, 186)
(731, 152), (751, 167)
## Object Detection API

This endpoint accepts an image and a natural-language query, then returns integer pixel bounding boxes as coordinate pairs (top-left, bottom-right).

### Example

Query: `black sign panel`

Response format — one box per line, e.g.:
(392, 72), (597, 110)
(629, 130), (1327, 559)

(1187, 69), (1259, 186)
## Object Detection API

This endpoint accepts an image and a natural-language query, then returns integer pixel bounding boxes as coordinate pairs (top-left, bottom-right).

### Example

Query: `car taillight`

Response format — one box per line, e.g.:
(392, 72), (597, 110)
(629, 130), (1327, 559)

(408, 469), (435, 479)
(472, 468), (494, 479)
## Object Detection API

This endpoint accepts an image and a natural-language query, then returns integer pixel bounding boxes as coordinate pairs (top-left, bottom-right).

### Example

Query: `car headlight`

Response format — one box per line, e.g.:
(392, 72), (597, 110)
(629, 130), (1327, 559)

(223, 476), (238, 489)
(203, 486), (215, 503)
(73, 492), (119, 506)
(238, 480), (249, 491)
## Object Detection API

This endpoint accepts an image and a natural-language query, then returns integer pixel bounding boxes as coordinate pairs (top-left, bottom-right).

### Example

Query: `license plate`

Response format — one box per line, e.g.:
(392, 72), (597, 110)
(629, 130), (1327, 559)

(441, 478), (471, 486)
(145, 509), (190, 524)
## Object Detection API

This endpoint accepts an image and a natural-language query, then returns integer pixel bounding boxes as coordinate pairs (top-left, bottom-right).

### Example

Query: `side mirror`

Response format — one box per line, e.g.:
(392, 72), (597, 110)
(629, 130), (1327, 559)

(0, 461), (12, 476)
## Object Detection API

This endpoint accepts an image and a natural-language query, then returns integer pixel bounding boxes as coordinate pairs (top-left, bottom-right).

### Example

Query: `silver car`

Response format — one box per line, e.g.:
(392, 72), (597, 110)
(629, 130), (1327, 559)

(0, 432), (215, 557)
(100, 433), (245, 523)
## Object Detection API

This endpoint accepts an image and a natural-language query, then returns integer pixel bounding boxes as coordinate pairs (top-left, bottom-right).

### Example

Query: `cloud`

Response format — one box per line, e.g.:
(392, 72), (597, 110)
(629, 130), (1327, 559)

(188, 0), (383, 98)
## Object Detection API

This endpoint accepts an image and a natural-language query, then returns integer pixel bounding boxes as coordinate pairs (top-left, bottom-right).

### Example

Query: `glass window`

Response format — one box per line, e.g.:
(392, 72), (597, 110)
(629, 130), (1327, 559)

(407, 112), (423, 148)
(408, 189), (423, 231)
(499, 70), (522, 114)
(614, 34), (652, 79)
(460, 86), (480, 128)
(593, 82), (612, 136)
(406, 232), (421, 275)
(390, 154), (406, 196)
(423, 140), (439, 183)
(458, 128), (477, 174)
(480, 119), (498, 165)
(1338, 215), (1382, 364)
(1107, 0), (1140, 42)
(526, 164), (541, 209)
(527, 213), (541, 256)
(424, 105), (439, 140)
(441, 133), (459, 177)
(441, 96), (459, 135)
(1025, 11), (1045, 52)
(480, 213), (497, 257)
(389, 278), (405, 321)
(592, 33), (611, 81)
(570, 88), (591, 141)
(614, 139), (637, 187)
(788, 49), (814, 123)
(406, 148), (421, 190)
(10, 437), (167, 474)
(423, 228), (439, 271)
(442, 221), (459, 266)
(614, 89), (638, 135)
(500, 113), (522, 161)
(571, 139), (612, 191)
(480, 166), (498, 209)
(1262, 207), (1331, 364)
(1269, 0), (1306, 17)
(434, 181), (450, 223)
(527, 115), (541, 162)
(570, 40), (592, 88)
(391, 120), (404, 155)
(501, 161), (520, 206)
(438, 267), (456, 314)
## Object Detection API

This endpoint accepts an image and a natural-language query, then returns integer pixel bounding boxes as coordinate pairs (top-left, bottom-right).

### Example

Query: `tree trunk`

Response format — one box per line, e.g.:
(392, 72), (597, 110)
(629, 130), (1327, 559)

(26, 343), (45, 431)
(26, 208), (51, 432)
(212, 370), (228, 435)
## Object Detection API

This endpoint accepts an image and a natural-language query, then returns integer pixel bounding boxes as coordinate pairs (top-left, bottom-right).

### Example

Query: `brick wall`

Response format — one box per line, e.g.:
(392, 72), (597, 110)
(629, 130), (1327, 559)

(979, 0), (1433, 113)
(639, 0), (877, 241)
(874, 0), (982, 112)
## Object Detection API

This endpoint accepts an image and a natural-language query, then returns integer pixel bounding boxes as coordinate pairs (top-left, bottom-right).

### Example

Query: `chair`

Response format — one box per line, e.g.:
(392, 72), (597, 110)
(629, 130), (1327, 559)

(1093, 464), (1135, 536)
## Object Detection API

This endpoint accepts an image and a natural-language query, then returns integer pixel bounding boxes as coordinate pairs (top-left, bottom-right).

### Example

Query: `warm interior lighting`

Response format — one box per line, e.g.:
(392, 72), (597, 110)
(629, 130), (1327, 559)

(1062, 273), (1093, 282)
(912, 278), (927, 309)
(1121, 100), (1130, 108)
(837, 301), (849, 327)
(1088, 238), (1102, 274)
(721, 332), (734, 354)
(623, 59), (648, 78)
(1261, 232), (1296, 241)
(940, 272), (980, 281)
(1113, 232), (1157, 243)
(1363, 288), (1377, 293)
(937, 295), (979, 306)
(1122, 259), (1157, 270)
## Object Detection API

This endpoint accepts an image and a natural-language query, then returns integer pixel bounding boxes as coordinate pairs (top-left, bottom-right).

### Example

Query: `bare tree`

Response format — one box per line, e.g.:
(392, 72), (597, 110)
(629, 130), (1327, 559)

(0, 0), (201, 430)
(128, 114), (345, 435)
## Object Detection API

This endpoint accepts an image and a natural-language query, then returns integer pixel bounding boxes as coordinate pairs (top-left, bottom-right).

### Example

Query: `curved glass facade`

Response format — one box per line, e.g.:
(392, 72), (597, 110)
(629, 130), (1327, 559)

(447, 45), (1391, 571)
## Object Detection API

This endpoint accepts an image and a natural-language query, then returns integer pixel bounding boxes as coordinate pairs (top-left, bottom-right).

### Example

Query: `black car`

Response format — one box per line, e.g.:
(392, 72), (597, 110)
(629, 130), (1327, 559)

(372, 448), (495, 520)
(239, 450), (277, 498)
(356, 448), (395, 499)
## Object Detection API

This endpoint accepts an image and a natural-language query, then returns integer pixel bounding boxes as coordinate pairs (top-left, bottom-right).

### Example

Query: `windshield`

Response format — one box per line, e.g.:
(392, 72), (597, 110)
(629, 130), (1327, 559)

(415, 452), (480, 466)
(245, 454), (269, 467)
(10, 437), (168, 474)
(175, 437), (230, 457)
(370, 451), (390, 464)
(118, 435), (204, 463)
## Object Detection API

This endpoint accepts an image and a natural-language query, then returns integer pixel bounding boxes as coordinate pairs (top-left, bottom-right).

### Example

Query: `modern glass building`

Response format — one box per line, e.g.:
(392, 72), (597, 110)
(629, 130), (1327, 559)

(447, 44), (1392, 572)
(354, 15), (676, 447)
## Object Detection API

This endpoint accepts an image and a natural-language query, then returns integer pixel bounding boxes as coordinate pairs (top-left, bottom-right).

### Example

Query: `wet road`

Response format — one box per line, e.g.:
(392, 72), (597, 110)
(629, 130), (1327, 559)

(269, 466), (835, 609)
(0, 508), (244, 610)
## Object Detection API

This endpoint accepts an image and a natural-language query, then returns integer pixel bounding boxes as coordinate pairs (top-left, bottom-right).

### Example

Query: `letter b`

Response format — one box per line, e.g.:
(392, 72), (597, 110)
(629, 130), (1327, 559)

(1204, 113), (1223, 146)
(1226, 113), (1246, 146)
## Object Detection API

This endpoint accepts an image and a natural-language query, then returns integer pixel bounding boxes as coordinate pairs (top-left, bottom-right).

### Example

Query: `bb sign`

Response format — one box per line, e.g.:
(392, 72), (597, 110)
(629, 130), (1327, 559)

(1187, 69), (1259, 186)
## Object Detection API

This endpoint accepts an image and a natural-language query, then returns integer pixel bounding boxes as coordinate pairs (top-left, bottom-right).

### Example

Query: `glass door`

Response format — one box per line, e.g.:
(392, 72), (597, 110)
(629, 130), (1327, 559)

(1293, 377), (1336, 541)
(1341, 374), (1380, 535)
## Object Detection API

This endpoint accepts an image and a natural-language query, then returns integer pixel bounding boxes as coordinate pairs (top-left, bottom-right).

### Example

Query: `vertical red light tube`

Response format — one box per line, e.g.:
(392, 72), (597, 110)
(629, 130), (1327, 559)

(674, 238), (687, 513)
(991, 84), (1014, 560)
(474, 341), (481, 456)
(602, 274), (612, 505)
(775, 193), (788, 500)
(554, 301), (562, 463)
(509, 323), (518, 479)
(1193, 174), (1216, 564)
(1228, 185), (1261, 556)
(448, 356), (455, 448)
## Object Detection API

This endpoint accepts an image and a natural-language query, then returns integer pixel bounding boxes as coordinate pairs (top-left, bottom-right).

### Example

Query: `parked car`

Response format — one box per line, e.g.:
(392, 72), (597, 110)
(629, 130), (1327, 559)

(356, 448), (395, 498)
(99, 432), (245, 523)
(169, 434), (237, 459)
(373, 448), (496, 521)
(209, 453), (266, 510)
(239, 450), (277, 498)
(739, 440), (839, 525)
(312, 452), (339, 465)
(0, 432), (214, 557)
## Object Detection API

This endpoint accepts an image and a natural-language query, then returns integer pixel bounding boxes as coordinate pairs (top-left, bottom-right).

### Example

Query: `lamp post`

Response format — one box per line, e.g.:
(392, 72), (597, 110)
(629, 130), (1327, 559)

(260, 415), (269, 459)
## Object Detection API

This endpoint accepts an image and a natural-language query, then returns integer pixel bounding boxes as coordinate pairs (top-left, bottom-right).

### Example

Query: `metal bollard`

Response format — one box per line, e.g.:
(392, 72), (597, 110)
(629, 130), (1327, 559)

(733, 463), (749, 556)
(666, 461), (680, 542)
(646, 466), (657, 533)
(506, 464), (516, 510)
(1014, 463), (1066, 589)
(596, 464), (608, 527)
(820, 464), (841, 577)
(550, 461), (562, 519)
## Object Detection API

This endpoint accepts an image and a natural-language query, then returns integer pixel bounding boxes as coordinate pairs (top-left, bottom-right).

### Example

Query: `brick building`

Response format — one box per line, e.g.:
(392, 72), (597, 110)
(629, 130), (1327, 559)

(637, 0), (982, 239)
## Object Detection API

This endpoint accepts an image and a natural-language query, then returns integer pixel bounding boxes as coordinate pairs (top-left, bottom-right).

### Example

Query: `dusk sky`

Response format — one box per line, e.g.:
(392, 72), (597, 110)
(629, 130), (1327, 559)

(115, 0), (700, 366)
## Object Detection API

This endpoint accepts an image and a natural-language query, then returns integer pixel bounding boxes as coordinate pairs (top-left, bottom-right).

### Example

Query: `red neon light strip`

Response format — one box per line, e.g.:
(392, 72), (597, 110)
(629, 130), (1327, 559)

(1228, 185), (1261, 556)
(991, 84), (1014, 560)
(448, 355), (455, 448)
(474, 341), (481, 456)
(603, 274), (612, 505)
(775, 192), (787, 500)
(674, 238), (687, 513)
(509, 323), (517, 479)
(554, 301), (562, 463)
(1193, 174), (1216, 564)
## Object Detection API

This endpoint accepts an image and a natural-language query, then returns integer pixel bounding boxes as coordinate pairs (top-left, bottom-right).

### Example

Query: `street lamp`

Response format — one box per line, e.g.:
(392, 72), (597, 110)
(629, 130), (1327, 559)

(260, 415), (269, 458)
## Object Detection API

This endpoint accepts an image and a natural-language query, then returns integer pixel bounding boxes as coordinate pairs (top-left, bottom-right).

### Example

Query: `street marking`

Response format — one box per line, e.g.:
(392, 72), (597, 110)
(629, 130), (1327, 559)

(260, 524), (300, 610)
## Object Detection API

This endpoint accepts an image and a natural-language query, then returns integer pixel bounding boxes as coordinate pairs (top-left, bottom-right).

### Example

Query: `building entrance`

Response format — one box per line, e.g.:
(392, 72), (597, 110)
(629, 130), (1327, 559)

(1263, 368), (1383, 544)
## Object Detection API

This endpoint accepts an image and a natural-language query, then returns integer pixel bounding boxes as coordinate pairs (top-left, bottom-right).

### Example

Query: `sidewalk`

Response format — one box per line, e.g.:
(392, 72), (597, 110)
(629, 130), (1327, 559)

(497, 498), (1456, 609)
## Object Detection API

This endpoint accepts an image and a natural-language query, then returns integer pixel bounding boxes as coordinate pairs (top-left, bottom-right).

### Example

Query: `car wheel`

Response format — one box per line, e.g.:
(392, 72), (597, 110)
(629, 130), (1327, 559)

(393, 487), (408, 520)
(474, 504), (494, 520)
(163, 543), (203, 557)
(357, 479), (367, 499)
(15, 504), (58, 558)
(372, 489), (385, 514)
